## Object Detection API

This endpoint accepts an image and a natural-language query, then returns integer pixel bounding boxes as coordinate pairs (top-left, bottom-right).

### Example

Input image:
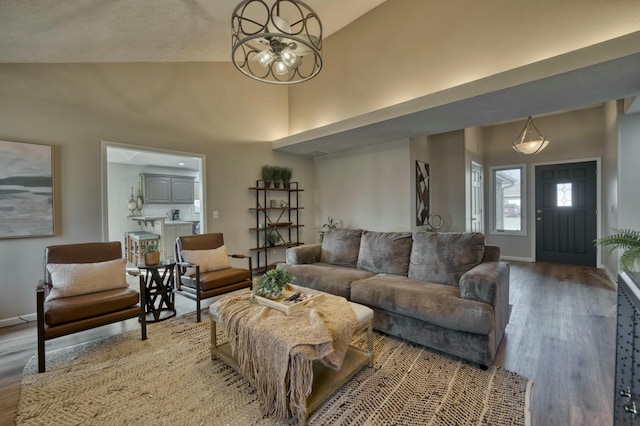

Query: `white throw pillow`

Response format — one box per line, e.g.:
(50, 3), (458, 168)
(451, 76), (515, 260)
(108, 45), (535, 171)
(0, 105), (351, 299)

(46, 258), (128, 302)
(181, 245), (232, 276)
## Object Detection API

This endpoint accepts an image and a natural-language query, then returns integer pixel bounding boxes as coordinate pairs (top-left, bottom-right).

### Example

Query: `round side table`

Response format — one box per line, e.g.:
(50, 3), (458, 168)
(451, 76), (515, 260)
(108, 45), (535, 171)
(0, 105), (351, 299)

(138, 260), (177, 323)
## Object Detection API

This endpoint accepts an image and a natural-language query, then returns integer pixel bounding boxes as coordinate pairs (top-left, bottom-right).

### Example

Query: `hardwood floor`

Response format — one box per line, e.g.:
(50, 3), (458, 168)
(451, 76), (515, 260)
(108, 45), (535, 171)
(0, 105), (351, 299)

(0, 262), (617, 425)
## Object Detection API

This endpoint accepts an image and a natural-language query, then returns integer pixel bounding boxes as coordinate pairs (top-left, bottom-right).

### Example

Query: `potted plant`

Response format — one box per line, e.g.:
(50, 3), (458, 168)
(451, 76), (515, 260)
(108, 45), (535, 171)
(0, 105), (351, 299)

(251, 268), (293, 301)
(144, 242), (160, 265)
(272, 166), (283, 188)
(261, 165), (275, 188)
(595, 228), (640, 271)
(265, 232), (280, 247)
(281, 167), (293, 189)
(319, 217), (339, 242)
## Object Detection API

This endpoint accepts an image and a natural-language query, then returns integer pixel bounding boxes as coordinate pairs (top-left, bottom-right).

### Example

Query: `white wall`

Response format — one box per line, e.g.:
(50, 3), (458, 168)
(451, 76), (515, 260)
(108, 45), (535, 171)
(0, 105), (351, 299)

(618, 112), (640, 232)
(313, 139), (411, 234)
(602, 100), (621, 276)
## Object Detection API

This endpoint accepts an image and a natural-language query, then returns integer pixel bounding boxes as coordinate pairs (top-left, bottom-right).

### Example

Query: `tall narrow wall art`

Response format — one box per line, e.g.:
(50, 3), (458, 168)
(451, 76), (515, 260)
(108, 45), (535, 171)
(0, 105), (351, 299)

(416, 160), (430, 226)
(0, 140), (54, 238)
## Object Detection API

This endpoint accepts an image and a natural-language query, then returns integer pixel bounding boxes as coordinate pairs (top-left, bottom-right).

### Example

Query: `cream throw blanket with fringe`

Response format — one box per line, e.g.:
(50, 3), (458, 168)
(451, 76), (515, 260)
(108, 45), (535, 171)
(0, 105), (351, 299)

(211, 290), (357, 420)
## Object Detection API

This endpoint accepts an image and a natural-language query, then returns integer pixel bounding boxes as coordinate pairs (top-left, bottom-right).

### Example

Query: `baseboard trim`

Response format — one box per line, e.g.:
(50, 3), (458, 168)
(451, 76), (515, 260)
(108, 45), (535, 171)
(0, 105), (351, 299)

(0, 313), (36, 329)
(501, 256), (534, 262)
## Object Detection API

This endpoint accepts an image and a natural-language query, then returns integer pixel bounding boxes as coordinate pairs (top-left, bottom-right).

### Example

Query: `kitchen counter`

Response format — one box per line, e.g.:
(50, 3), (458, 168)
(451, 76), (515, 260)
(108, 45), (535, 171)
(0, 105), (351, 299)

(164, 220), (193, 225)
(130, 216), (166, 227)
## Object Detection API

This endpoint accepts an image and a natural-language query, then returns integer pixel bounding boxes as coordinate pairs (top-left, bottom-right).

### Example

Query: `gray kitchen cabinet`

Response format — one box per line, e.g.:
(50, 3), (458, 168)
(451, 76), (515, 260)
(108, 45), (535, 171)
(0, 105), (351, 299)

(162, 222), (193, 258)
(171, 177), (195, 204)
(142, 173), (195, 204)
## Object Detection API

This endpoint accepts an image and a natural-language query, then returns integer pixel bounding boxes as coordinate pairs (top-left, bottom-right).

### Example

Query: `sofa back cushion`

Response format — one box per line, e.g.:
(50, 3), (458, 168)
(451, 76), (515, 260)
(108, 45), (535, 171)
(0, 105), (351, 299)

(357, 231), (413, 275)
(408, 232), (485, 286)
(321, 228), (363, 268)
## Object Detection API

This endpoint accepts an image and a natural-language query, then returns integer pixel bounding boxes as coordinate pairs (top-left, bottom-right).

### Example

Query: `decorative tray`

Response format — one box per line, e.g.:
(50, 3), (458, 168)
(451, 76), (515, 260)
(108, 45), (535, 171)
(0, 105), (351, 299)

(255, 284), (324, 315)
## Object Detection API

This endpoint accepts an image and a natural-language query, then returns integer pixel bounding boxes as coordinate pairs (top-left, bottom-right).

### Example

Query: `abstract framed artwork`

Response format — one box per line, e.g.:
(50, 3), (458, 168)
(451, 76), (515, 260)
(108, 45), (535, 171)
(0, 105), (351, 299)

(416, 160), (430, 226)
(0, 140), (55, 238)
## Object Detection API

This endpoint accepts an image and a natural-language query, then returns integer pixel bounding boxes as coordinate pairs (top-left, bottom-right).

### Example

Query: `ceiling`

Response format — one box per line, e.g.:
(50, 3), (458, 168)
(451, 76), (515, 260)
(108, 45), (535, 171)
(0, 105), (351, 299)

(0, 0), (386, 63)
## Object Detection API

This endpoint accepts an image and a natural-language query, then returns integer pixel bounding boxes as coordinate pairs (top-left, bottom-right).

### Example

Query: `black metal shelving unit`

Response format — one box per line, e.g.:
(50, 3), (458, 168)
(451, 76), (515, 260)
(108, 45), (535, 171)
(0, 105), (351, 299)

(249, 180), (303, 273)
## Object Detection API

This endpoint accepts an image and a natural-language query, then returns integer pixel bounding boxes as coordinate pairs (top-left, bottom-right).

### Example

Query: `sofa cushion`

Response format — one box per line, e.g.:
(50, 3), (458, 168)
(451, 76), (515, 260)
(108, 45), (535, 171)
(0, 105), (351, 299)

(277, 262), (374, 300)
(408, 232), (485, 286)
(321, 228), (363, 268)
(181, 245), (232, 276)
(44, 287), (139, 326)
(45, 258), (128, 302)
(350, 274), (494, 335)
(357, 231), (413, 275)
(181, 267), (251, 291)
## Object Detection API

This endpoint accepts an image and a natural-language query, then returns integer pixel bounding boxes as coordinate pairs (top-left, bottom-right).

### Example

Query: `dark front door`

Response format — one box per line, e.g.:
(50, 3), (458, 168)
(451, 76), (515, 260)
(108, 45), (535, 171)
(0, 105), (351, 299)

(535, 161), (597, 266)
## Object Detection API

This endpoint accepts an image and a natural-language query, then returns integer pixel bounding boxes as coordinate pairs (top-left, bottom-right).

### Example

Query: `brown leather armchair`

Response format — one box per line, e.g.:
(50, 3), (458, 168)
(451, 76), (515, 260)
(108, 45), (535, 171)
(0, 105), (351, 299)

(175, 233), (252, 322)
(37, 242), (147, 373)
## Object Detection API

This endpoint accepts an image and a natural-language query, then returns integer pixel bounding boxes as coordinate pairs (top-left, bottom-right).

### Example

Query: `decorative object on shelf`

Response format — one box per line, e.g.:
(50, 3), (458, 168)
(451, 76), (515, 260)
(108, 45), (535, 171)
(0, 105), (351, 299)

(261, 165), (275, 188)
(135, 182), (144, 215)
(280, 200), (289, 208)
(512, 116), (550, 155)
(269, 199), (277, 208)
(265, 232), (280, 247)
(127, 187), (137, 217)
(416, 160), (430, 226)
(144, 242), (160, 265)
(595, 228), (640, 271)
(281, 167), (292, 188)
(250, 268), (293, 301)
(231, 0), (323, 85)
(319, 216), (339, 242)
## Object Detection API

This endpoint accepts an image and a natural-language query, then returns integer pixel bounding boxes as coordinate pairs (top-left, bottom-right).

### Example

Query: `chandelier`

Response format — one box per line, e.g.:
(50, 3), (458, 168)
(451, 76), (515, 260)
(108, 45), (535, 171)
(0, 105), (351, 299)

(231, 0), (323, 84)
(512, 116), (550, 155)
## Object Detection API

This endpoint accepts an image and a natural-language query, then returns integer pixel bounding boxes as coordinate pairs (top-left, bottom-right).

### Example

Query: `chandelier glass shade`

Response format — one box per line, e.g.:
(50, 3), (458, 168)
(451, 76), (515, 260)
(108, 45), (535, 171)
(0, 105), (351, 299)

(512, 116), (550, 155)
(232, 0), (323, 84)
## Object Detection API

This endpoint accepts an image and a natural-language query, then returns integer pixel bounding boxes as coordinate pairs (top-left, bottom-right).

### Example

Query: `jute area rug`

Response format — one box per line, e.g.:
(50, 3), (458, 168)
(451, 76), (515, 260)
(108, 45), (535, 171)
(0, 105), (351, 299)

(17, 313), (531, 425)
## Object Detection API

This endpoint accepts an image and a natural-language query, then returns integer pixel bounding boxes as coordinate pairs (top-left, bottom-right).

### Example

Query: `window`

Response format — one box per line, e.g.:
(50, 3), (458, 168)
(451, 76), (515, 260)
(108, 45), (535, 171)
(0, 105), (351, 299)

(556, 183), (572, 207)
(490, 165), (526, 236)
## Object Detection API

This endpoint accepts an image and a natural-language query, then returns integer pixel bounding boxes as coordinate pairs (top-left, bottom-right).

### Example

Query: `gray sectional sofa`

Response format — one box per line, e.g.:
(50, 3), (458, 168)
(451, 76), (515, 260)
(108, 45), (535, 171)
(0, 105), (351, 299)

(277, 229), (510, 367)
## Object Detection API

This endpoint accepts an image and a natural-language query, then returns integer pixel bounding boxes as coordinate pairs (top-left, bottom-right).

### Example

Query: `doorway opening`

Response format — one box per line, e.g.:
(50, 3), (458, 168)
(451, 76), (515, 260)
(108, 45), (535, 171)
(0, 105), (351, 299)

(470, 161), (484, 233)
(101, 141), (206, 262)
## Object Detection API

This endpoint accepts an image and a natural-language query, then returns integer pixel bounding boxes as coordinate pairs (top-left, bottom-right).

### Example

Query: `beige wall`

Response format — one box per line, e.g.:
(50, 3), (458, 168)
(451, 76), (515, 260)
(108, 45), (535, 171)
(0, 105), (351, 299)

(313, 139), (411, 233)
(0, 63), (315, 324)
(288, 0), (640, 135)
(426, 131), (466, 232)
